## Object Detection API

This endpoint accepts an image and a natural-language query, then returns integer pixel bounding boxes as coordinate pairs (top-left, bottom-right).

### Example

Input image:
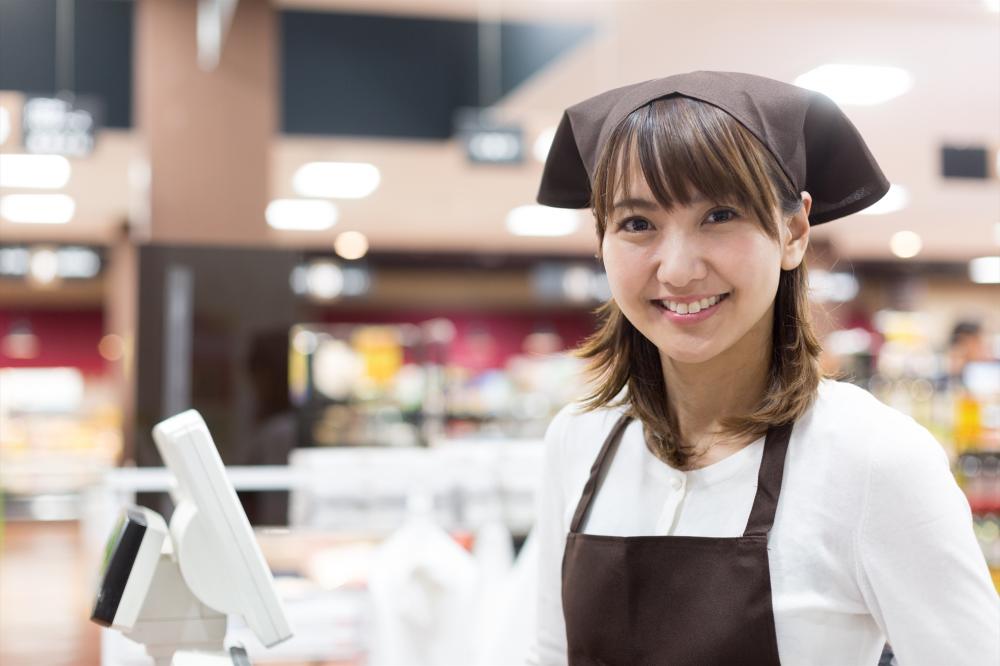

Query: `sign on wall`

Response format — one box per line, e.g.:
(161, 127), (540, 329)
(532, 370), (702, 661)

(22, 95), (102, 157)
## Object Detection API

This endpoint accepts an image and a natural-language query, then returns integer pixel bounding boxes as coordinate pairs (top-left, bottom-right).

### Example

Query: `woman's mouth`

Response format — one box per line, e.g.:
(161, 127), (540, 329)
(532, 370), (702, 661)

(653, 293), (730, 323)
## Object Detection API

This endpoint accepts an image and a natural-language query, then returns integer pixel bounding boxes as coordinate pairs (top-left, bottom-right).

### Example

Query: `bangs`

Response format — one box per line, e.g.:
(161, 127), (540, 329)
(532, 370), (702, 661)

(593, 96), (792, 240)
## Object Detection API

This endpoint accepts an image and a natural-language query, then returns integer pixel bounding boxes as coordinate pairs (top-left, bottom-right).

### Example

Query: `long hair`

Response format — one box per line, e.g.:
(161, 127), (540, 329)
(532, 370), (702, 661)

(574, 95), (828, 469)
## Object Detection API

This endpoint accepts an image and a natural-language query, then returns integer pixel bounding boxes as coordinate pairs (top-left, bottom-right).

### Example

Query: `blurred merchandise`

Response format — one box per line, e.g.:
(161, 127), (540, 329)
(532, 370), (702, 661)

(291, 319), (588, 448)
(0, 367), (122, 520)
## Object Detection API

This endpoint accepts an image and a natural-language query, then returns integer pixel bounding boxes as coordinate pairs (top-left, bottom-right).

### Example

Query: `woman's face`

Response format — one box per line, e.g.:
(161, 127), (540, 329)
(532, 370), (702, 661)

(600, 168), (810, 368)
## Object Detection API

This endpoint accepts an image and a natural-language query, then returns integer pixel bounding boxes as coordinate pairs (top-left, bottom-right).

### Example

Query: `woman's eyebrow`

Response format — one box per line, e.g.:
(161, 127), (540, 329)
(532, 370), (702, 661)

(611, 194), (708, 211)
(610, 197), (658, 211)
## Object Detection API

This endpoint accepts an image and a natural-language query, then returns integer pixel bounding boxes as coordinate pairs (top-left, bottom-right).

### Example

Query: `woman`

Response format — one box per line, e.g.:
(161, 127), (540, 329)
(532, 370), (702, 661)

(529, 71), (999, 665)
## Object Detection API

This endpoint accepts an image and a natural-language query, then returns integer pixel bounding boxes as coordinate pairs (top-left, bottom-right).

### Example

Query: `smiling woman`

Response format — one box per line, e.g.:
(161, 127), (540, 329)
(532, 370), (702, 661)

(528, 71), (999, 666)
(579, 94), (818, 471)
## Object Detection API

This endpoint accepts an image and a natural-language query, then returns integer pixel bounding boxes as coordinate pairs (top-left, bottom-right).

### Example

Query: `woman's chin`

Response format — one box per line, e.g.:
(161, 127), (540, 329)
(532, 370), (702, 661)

(655, 341), (723, 367)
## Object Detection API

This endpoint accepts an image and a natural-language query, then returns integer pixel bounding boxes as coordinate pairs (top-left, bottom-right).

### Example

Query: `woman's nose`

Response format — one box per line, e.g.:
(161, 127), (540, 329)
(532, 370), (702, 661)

(653, 233), (708, 288)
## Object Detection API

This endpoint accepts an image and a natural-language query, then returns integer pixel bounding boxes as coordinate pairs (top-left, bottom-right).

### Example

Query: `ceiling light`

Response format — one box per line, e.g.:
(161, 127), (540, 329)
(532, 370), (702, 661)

(56, 246), (101, 278)
(985, 0), (999, 12)
(29, 248), (60, 284)
(292, 162), (381, 199)
(969, 256), (1000, 284)
(306, 261), (344, 299)
(859, 184), (908, 215)
(0, 106), (10, 145)
(889, 230), (922, 259)
(533, 127), (557, 163)
(562, 266), (593, 302)
(334, 231), (370, 260)
(0, 194), (75, 224)
(795, 64), (913, 105)
(266, 199), (338, 231)
(0, 154), (71, 189)
(0, 247), (30, 276)
(506, 205), (581, 237)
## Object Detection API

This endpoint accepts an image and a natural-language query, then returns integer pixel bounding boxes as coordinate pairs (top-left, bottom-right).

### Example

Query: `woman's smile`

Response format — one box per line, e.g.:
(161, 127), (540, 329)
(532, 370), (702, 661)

(652, 292), (731, 324)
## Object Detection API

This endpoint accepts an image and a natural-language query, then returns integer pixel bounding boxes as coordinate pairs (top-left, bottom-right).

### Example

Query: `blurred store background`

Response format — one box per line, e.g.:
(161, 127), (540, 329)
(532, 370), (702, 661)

(0, 0), (998, 664)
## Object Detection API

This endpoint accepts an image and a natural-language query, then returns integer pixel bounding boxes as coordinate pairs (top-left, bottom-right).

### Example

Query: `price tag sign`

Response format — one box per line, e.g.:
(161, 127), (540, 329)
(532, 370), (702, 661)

(455, 108), (524, 165)
(22, 95), (102, 157)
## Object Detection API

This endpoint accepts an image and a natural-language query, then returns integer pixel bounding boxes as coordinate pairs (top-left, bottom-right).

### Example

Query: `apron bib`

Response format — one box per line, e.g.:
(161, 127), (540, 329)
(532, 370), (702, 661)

(561, 414), (794, 665)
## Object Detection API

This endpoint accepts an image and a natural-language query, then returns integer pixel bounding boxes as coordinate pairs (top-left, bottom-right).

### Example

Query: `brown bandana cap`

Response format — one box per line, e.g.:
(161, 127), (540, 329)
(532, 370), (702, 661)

(537, 70), (890, 225)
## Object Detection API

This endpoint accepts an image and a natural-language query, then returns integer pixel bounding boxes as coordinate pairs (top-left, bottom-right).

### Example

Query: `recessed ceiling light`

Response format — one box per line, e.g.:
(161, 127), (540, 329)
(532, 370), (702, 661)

(969, 256), (1000, 284)
(506, 205), (581, 237)
(265, 199), (338, 231)
(0, 154), (71, 189)
(859, 184), (908, 215)
(0, 247), (30, 276)
(795, 64), (913, 105)
(334, 231), (370, 260)
(0, 194), (75, 224)
(293, 162), (381, 199)
(56, 246), (101, 278)
(562, 266), (595, 302)
(29, 247), (60, 284)
(533, 127), (556, 163)
(306, 261), (344, 299)
(889, 230), (922, 259)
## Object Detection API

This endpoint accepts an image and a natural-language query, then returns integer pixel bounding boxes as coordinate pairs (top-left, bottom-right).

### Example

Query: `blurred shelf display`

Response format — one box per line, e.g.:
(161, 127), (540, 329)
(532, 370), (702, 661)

(290, 319), (588, 448)
(0, 367), (122, 520)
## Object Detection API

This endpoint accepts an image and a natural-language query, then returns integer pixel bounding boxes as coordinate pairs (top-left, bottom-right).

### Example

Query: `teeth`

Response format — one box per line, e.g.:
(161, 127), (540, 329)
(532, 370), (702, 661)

(661, 293), (725, 314)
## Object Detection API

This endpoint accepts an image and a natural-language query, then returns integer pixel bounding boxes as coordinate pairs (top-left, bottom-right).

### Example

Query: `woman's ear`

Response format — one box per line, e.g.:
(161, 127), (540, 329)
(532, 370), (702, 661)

(781, 192), (812, 271)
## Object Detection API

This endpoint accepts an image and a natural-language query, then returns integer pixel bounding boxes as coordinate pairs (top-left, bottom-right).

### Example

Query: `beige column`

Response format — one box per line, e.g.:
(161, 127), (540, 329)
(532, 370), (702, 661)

(104, 0), (277, 458)
(103, 223), (138, 464)
(134, 0), (276, 245)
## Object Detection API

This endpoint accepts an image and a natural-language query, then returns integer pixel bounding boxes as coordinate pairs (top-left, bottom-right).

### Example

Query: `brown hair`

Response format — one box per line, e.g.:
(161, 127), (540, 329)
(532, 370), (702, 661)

(574, 96), (830, 469)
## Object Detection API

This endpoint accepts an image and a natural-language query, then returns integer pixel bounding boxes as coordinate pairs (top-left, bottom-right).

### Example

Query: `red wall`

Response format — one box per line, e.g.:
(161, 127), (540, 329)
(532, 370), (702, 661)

(0, 309), (106, 375)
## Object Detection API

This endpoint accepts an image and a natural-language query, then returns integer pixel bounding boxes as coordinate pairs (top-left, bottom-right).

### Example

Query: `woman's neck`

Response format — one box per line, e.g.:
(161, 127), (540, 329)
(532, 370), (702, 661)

(660, 312), (773, 447)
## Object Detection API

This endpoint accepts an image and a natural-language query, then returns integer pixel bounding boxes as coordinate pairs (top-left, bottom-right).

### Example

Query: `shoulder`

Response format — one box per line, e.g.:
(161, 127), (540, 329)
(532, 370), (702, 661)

(810, 378), (943, 447)
(800, 378), (951, 483)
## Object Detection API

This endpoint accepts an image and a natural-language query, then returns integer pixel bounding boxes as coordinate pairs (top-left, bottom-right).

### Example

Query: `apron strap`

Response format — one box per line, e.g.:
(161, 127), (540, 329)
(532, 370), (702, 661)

(568, 412), (632, 534)
(568, 413), (794, 537)
(743, 420), (794, 537)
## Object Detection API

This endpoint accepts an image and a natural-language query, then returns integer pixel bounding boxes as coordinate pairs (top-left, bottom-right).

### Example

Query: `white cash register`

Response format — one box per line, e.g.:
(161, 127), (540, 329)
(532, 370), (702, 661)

(91, 410), (293, 665)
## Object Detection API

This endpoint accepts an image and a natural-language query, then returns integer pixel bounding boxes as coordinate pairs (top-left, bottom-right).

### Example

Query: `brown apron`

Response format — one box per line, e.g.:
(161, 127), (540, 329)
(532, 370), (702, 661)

(561, 414), (794, 665)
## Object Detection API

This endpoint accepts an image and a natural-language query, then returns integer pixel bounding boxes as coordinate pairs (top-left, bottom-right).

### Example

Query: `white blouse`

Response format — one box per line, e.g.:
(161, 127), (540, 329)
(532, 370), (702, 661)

(529, 378), (1000, 666)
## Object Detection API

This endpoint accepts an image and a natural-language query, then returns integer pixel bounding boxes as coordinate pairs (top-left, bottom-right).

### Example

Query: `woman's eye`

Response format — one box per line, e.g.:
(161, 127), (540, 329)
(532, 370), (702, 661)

(620, 217), (652, 232)
(706, 208), (738, 224)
